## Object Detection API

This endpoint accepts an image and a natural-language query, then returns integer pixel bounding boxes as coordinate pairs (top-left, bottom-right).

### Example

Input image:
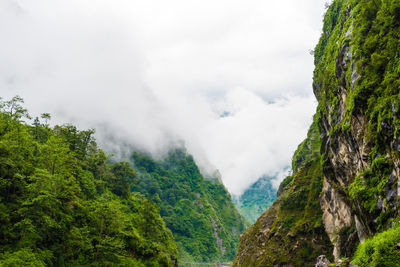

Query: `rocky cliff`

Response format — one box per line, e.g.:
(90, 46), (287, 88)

(234, 0), (400, 265)
(314, 0), (400, 262)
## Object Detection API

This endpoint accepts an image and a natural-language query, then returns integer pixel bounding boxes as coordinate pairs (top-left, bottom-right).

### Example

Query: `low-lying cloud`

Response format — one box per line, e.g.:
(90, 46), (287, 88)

(0, 0), (325, 195)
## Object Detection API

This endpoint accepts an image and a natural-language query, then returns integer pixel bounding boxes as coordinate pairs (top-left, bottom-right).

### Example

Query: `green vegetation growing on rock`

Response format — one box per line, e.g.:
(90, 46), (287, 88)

(349, 155), (394, 216)
(130, 150), (246, 263)
(236, 0), (400, 264)
(0, 97), (177, 266)
(290, 0), (400, 262)
(351, 221), (400, 266)
(233, 117), (333, 266)
(314, 0), (400, 141)
(313, 0), (400, 258)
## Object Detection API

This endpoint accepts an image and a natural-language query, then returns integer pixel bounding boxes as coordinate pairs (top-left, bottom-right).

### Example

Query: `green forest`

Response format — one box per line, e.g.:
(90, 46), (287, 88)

(130, 150), (246, 262)
(0, 96), (177, 266)
(233, 175), (276, 224)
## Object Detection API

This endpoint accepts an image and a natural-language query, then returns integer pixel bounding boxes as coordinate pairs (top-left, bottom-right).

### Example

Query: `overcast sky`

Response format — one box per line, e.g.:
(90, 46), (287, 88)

(1, 0), (327, 195)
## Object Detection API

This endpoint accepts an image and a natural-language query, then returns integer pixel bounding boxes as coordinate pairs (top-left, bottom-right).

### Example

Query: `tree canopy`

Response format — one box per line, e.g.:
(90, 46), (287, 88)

(0, 97), (177, 266)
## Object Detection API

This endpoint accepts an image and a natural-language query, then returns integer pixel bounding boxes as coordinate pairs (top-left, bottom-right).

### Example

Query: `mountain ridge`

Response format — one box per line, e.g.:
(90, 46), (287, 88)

(233, 175), (277, 224)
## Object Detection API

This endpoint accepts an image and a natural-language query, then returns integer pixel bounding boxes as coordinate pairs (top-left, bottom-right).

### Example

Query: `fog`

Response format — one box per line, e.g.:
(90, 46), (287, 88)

(0, 0), (326, 195)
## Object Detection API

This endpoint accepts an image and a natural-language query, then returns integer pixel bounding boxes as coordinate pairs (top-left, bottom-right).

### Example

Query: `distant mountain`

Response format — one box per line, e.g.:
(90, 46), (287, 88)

(233, 176), (277, 224)
(130, 149), (246, 263)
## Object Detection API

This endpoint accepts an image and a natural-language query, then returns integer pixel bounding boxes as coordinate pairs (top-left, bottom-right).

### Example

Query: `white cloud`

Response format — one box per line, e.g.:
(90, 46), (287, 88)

(185, 89), (316, 194)
(0, 0), (325, 195)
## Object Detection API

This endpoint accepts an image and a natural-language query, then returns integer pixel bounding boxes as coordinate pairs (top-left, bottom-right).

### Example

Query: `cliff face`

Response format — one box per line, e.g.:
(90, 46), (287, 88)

(235, 0), (400, 265)
(314, 0), (400, 261)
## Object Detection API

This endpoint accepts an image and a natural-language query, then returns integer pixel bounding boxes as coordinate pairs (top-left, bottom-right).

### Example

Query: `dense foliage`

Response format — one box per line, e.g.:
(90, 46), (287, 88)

(352, 222), (400, 266)
(0, 97), (177, 266)
(233, 175), (276, 224)
(130, 150), (246, 262)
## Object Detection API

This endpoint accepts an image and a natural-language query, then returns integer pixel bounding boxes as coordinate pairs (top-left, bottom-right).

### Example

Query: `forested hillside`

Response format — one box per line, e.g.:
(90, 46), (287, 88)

(130, 150), (246, 262)
(233, 175), (276, 224)
(0, 97), (177, 266)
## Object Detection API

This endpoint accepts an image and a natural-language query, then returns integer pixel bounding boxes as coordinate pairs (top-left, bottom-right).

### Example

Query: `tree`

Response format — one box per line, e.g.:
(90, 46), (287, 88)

(109, 162), (136, 198)
(40, 113), (51, 126)
(0, 95), (30, 120)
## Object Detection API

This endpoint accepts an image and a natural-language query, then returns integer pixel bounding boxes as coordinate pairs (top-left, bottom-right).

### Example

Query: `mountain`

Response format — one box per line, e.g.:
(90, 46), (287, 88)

(0, 97), (177, 266)
(234, 118), (333, 266)
(235, 0), (400, 266)
(233, 175), (277, 224)
(130, 149), (246, 263)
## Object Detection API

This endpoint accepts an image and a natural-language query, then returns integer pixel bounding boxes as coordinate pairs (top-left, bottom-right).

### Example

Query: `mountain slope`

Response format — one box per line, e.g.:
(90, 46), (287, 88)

(234, 118), (333, 266)
(130, 149), (246, 262)
(233, 175), (277, 224)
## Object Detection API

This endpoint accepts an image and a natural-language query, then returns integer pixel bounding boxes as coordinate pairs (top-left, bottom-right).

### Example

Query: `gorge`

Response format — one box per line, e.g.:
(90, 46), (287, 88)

(1, 0), (400, 266)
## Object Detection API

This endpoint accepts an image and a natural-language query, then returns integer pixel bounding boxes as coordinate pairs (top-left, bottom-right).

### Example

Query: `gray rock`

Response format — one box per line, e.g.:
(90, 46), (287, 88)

(337, 258), (358, 267)
(377, 197), (384, 210)
(315, 255), (330, 267)
(351, 61), (360, 87)
(386, 188), (397, 202)
(392, 139), (400, 153)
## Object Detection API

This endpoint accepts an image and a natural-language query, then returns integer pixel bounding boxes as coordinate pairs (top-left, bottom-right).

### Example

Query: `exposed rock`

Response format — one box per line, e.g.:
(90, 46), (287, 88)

(337, 258), (358, 267)
(315, 255), (330, 267)
(210, 217), (226, 255)
(320, 179), (354, 259)
(354, 216), (368, 243)
(376, 196), (384, 211)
